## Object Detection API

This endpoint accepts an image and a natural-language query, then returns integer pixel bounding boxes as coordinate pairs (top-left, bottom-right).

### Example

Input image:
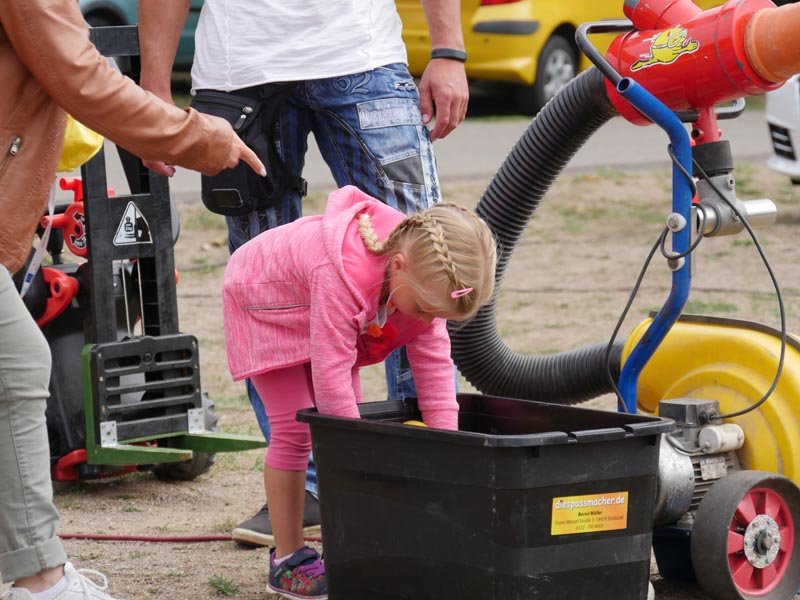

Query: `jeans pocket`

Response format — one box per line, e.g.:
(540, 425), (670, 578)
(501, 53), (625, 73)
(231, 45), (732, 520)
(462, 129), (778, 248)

(356, 97), (427, 187)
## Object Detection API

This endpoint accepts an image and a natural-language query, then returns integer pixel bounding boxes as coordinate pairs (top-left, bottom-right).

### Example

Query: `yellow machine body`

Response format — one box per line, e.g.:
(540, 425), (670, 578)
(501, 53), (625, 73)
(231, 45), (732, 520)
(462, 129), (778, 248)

(623, 315), (800, 486)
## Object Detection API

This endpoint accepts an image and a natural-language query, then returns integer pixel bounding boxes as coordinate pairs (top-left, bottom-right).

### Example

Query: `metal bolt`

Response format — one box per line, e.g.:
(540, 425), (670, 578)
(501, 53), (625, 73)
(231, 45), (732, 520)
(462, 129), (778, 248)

(667, 257), (685, 271)
(726, 176), (735, 189)
(666, 212), (687, 232)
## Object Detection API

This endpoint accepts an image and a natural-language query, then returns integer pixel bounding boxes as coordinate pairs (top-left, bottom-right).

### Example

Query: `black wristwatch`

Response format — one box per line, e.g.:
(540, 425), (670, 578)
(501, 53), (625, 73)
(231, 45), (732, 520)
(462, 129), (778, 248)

(430, 48), (467, 63)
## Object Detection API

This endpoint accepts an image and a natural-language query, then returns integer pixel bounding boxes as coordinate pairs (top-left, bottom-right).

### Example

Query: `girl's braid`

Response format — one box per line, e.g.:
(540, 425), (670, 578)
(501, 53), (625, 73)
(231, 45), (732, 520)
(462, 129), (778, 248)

(359, 204), (478, 290)
(414, 211), (464, 290)
(359, 212), (422, 254)
(358, 213), (383, 254)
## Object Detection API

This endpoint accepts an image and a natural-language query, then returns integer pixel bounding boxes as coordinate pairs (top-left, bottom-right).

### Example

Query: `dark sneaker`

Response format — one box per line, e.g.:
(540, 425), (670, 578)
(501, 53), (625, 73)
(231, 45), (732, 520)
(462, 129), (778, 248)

(267, 546), (327, 599)
(232, 491), (322, 547)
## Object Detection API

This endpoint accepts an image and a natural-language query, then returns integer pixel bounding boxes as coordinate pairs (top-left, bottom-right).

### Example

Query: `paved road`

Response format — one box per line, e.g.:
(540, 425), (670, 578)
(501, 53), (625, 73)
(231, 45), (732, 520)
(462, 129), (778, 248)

(80, 106), (772, 204)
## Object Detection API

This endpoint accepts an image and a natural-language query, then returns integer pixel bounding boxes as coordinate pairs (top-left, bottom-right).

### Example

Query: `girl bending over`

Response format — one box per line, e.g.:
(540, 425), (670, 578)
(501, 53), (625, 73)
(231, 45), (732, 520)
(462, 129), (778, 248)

(222, 185), (496, 599)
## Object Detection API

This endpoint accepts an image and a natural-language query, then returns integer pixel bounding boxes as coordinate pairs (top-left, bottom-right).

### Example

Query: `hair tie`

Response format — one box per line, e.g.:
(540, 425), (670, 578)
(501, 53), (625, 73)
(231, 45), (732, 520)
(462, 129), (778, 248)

(450, 287), (473, 299)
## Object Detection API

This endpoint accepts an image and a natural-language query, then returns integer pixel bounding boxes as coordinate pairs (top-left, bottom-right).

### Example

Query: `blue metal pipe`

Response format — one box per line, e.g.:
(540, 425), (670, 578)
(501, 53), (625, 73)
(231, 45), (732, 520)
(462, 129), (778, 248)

(615, 78), (694, 413)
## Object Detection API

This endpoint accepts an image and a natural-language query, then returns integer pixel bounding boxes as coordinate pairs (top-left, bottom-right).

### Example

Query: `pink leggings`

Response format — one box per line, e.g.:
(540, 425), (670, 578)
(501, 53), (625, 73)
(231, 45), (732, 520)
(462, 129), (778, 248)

(252, 363), (362, 470)
(251, 364), (316, 471)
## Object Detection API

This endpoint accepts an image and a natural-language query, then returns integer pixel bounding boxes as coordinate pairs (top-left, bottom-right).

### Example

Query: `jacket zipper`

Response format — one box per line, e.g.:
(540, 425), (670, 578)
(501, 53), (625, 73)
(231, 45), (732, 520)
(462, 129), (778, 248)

(0, 136), (22, 175)
(245, 303), (309, 311)
(197, 97), (254, 131)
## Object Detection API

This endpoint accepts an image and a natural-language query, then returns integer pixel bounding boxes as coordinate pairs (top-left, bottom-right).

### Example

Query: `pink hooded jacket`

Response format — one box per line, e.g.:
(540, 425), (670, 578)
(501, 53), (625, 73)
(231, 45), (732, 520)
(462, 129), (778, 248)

(222, 186), (458, 429)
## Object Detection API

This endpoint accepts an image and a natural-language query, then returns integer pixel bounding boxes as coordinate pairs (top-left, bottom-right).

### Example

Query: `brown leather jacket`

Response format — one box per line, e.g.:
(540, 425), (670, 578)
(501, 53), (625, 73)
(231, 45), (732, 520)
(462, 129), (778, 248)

(0, 0), (236, 274)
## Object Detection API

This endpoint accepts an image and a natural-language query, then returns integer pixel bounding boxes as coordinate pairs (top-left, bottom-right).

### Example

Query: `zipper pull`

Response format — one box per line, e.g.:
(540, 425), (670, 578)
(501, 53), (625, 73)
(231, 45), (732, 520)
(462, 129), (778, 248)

(234, 106), (253, 131)
(8, 136), (21, 155)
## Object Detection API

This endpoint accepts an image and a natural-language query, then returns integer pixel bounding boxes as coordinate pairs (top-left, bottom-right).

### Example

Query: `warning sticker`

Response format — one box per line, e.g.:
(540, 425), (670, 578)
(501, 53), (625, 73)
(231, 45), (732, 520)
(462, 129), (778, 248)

(113, 201), (152, 246)
(551, 491), (629, 535)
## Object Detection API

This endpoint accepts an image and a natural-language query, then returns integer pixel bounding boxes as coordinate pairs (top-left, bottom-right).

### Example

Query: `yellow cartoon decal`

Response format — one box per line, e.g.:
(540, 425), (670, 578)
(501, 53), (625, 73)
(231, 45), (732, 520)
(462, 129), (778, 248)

(630, 26), (699, 72)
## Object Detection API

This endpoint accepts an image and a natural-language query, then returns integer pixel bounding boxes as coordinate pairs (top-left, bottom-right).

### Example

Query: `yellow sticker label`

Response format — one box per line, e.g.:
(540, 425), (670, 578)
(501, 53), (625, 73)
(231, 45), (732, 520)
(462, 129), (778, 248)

(630, 26), (699, 72)
(551, 491), (629, 535)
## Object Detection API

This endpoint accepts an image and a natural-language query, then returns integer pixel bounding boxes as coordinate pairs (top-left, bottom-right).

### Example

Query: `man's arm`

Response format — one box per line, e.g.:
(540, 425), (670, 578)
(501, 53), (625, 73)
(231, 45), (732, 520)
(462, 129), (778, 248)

(138, 0), (189, 102)
(419, 0), (469, 140)
(138, 0), (191, 175)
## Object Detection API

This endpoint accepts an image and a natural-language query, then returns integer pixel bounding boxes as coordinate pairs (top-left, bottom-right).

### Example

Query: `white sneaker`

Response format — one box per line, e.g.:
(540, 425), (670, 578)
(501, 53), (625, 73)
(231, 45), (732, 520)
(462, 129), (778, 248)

(3, 563), (124, 600)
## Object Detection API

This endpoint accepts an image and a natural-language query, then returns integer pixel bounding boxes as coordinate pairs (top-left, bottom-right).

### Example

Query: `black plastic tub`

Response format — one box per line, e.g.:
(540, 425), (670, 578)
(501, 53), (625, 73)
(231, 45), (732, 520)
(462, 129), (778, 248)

(297, 393), (674, 600)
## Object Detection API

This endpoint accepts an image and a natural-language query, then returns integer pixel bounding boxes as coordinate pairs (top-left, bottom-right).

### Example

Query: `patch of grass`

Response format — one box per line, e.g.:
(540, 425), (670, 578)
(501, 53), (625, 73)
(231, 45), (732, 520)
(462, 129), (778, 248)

(684, 299), (738, 313)
(122, 505), (142, 513)
(512, 299), (535, 310)
(732, 164), (759, 197)
(541, 322), (569, 330)
(155, 524), (181, 533)
(302, 191), (329, 216)
(213, 447), (264, 472)
(208, 575), (240, 597)
(213, 518), (238, 533)
(55, 488), (84, 509)
(166, 571), (189, 579)
(182, 262), (226, 276)
(537, 347), (563, 355)
(744, 94), (765, 111)
(595, 167), (628, 186)
(182, 209), (227, 232)
(74, 552), (101, 562)
(213, 393), (253, 410)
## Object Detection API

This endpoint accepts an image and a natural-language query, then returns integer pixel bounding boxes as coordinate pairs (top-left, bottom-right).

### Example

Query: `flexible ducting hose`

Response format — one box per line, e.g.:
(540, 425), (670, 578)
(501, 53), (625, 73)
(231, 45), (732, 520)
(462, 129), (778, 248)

(449, 67), (625, 404)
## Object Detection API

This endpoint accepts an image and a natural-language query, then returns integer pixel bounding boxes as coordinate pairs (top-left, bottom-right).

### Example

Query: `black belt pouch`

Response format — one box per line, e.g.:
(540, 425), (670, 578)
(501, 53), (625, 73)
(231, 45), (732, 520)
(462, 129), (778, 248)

(191, 85), (300, 216)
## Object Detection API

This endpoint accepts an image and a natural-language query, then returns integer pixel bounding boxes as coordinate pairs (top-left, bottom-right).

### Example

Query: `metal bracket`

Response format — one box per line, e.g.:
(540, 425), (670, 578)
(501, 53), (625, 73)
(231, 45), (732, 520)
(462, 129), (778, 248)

(187, 408), (205, 434)
(100, 421), (118, 447)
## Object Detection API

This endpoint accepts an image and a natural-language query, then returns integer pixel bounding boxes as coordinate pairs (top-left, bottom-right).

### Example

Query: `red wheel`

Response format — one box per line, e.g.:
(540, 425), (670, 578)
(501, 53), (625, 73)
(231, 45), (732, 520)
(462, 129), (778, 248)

(691, 471), (800, 600)
(728, 487), (793, 594)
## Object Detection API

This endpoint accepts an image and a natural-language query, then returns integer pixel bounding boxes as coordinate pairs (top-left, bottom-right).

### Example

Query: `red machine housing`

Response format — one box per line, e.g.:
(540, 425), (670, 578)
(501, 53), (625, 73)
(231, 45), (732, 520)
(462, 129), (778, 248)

(605, 0), (781, 126)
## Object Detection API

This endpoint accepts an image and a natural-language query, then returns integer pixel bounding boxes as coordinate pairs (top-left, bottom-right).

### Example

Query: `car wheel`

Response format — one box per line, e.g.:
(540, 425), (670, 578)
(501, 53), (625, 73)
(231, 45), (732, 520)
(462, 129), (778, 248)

(516, 35), (577, 116)
(84, 13), (113, 28)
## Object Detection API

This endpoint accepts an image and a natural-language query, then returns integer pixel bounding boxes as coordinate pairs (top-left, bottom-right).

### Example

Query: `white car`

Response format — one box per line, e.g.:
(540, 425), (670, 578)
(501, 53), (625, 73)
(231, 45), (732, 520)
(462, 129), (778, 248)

(766, 74), (800, 184)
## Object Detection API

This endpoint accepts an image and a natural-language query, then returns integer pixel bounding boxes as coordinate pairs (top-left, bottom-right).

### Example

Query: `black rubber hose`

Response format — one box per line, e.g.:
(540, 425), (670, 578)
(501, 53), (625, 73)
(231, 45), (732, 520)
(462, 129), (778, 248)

(449, 67), (624, 404)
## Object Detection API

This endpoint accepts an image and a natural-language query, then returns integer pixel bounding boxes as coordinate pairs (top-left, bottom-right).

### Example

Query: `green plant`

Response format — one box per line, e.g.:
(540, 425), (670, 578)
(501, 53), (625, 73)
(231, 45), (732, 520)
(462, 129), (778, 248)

(208, 575), (240, 597)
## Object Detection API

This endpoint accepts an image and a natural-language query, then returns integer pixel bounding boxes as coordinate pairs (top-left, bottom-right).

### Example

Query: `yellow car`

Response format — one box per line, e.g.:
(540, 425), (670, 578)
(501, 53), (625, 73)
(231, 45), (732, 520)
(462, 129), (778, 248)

(398, 0), (723, 114)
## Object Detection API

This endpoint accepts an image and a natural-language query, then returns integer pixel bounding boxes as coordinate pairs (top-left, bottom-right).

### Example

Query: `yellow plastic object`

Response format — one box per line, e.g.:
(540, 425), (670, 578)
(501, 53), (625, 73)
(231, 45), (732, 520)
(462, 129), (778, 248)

(403, 420), (428, 428)
(57, 115), (103, 172)
(623, 315), (800, 486)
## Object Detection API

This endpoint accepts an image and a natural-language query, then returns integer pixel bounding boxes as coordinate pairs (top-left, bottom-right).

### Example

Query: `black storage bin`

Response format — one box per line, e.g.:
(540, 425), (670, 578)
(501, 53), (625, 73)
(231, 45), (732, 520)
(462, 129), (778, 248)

(297, 393), (673, 600)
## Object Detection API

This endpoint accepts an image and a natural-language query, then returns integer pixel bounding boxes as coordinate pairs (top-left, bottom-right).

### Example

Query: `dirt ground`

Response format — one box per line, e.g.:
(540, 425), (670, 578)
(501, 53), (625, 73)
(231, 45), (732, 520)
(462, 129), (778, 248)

(13, 158), (800, 599)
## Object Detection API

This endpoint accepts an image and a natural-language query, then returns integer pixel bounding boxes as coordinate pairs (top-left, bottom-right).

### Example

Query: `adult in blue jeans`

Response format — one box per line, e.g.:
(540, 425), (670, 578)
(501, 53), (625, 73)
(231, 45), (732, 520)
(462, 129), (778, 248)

(139, 0), (468, 551)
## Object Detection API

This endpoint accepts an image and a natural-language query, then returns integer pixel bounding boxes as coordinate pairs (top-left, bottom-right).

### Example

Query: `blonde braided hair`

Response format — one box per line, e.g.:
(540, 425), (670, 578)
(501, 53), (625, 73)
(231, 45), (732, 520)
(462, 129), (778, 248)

(358, 203), (497, 320)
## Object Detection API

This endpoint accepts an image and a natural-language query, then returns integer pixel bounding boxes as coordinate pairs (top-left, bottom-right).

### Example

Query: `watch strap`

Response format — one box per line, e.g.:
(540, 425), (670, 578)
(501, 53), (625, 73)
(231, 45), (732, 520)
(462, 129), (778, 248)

(430, 48), (467, 63)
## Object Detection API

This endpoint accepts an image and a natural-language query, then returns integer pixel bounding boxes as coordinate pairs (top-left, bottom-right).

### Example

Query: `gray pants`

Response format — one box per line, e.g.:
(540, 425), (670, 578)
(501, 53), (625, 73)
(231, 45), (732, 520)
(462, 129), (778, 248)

(0, 265), (67, 583)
